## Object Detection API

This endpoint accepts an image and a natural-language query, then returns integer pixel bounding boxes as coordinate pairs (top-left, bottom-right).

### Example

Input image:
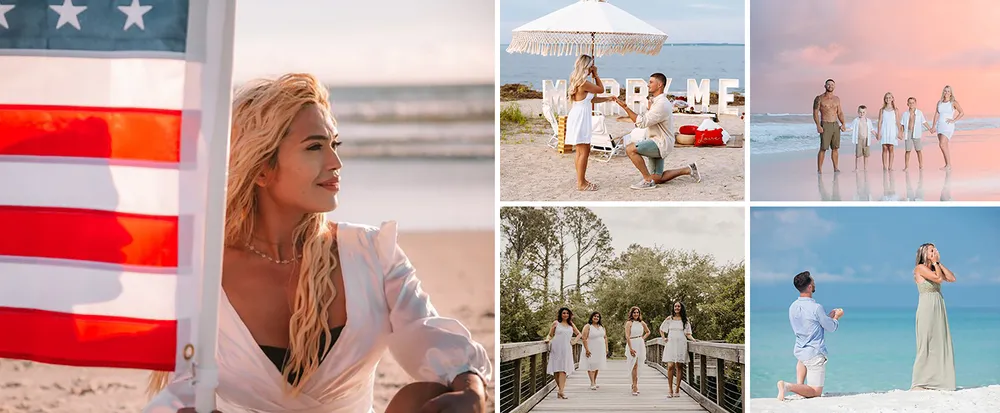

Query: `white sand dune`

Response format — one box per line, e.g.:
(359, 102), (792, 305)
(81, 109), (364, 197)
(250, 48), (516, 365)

(750, 385), (1000, 412)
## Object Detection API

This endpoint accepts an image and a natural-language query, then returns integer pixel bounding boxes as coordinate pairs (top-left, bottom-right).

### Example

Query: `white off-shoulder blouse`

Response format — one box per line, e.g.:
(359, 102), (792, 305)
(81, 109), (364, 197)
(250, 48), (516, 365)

(143, 221), (493, 413)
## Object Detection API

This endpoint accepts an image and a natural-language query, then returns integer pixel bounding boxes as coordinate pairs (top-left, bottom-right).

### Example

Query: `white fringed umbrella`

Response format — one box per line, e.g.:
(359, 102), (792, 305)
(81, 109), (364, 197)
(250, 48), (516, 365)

(506, 0), (667, 57)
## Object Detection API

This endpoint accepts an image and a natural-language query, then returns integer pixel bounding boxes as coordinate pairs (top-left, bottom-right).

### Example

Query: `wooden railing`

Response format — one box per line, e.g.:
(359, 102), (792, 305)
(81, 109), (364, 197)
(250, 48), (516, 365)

(646, 338), (745, 413)
(498, 341), (583, 413)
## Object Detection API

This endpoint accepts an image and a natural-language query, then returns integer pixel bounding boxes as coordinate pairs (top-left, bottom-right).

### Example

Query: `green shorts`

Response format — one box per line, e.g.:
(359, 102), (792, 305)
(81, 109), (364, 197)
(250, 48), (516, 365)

(635, 140), (664, 175)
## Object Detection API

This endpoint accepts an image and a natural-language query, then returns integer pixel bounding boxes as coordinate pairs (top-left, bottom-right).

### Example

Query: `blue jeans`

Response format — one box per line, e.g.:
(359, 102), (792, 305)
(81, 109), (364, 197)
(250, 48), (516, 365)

(635, 140), (664, 176)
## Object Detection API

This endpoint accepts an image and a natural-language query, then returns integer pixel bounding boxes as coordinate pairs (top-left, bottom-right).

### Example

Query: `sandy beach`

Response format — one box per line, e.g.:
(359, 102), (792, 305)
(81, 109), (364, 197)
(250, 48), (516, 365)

(0, 231), (496, 413)
(750, 131), (1000, 201)
(750, 385), (1000, 413)
(500, 99), (745, 201)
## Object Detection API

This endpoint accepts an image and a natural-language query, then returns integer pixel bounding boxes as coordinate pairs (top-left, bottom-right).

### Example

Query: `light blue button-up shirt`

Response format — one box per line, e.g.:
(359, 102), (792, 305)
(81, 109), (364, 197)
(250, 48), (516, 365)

(789, 297), (839, 361)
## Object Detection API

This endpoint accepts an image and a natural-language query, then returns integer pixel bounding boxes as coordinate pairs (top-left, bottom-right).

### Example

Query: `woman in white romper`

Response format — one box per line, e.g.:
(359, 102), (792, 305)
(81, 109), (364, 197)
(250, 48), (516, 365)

(660, 301), (697, 399)
(565, 54), (613, 191)
(546, 307), (581, 399)
(876, 92), (901, 171)
(932, 85), (965, 170)
(624, 306), (650, 396)
(579, 311), (609, 390)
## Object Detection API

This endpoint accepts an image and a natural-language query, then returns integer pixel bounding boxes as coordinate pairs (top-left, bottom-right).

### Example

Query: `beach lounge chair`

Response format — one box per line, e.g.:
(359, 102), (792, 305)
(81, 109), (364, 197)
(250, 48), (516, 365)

(542, 85), (566, 148)
(590, 110), (623, 162)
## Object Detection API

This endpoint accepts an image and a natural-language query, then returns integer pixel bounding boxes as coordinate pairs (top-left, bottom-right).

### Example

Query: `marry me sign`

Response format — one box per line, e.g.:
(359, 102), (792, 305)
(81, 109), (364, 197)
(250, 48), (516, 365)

(542, 77), (741, 116)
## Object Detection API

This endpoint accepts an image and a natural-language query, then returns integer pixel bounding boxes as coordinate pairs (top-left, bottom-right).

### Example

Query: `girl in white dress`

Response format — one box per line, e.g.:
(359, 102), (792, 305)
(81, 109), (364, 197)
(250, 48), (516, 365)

(932, 85), (965, 171)
(143, 74), (491, 413)
(659, 301), (698, 399)
(546, 307), (582, 399)
(624, 306), (650, 396)
(566, 55), (613, 191)
(876, 92), (901, 171)
(579, 312), (609, 390)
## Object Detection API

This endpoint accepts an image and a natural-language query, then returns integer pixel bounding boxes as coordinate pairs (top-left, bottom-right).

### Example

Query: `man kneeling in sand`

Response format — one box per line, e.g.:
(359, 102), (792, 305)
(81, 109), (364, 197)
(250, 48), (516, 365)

(777, 271), (844, 401)
(613, 72), (701, 190)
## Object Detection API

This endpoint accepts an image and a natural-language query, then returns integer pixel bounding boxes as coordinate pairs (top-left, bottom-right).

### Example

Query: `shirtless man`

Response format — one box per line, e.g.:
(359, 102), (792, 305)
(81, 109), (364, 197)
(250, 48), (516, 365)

(813, 79), (848, 174)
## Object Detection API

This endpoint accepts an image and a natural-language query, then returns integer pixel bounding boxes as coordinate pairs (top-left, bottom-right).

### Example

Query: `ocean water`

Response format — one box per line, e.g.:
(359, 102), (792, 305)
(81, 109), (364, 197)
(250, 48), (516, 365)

(499, 44), (745, 94)
(326, 84), (494, 157)
(750, 114), (1000, 156)
(326, 158), (493, 232)
(749, 307), (1000, 398)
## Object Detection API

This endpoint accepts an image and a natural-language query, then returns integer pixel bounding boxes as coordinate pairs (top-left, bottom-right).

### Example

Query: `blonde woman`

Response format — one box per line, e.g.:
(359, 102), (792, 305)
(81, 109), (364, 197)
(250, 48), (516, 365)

(624, 306), (650, 396)
(566, 54), (613, 191)
(932, 86), (964, 170)
(876, 92), (900, 171)
(143, 74), (491, 413)
(911, 243), (957, 391)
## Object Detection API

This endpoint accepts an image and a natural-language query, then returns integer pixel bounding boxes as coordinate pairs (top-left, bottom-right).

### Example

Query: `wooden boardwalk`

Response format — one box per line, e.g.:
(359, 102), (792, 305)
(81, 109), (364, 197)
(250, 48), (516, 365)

(529, 360), (708, 412)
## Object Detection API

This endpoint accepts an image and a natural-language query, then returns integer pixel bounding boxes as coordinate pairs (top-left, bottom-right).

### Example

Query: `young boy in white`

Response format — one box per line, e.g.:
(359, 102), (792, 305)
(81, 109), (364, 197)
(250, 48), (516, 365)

(900, 97), (935, 171)
(847, 105), (877, 171)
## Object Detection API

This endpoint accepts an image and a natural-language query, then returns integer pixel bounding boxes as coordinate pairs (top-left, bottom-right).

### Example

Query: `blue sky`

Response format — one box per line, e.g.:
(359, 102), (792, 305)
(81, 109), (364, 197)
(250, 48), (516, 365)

(498, 0), (745, 45)
(751, 207), (1000, 309)
(233, 0), (493, 85)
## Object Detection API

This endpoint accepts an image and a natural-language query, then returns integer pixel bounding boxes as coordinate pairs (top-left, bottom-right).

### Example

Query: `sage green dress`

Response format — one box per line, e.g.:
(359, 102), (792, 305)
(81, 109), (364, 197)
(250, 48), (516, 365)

(911, 279), (956, 390)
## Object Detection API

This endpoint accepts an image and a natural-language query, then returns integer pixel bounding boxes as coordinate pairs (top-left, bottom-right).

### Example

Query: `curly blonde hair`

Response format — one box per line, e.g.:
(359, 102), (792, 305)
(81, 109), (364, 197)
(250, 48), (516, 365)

(148, 73), (340, 397)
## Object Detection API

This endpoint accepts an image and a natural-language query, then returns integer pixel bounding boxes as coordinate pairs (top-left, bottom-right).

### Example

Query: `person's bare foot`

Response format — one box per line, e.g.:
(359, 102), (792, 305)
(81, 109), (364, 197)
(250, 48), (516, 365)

(777, 380), (786, 401)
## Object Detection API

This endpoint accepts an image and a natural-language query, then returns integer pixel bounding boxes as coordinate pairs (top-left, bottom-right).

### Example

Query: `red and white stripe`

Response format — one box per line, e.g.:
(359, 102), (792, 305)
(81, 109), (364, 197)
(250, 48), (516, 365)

(0, 56), (202, 370)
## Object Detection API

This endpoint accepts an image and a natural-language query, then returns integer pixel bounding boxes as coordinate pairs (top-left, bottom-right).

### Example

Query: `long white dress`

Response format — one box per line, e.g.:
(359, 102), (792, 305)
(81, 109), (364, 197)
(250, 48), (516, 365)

(624, 321), (646, 375)
(936, 101), (956, 139)
(547, 322), (576, 375)
(565, 92), (594, 145)
(660, 318), (692, 363)
(879, 108), (899, 145)
(143, 221), (493, 413)
(578, 325), (607, 372)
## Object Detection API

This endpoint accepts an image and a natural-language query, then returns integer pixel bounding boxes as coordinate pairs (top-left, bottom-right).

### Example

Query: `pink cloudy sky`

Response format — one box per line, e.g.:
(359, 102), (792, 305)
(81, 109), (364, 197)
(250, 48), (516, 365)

(751, 0), (1000, 116)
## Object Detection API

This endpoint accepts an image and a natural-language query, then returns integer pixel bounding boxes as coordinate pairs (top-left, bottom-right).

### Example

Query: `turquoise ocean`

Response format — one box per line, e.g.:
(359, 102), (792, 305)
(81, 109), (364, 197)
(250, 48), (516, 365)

(749, 307), (1000, 398)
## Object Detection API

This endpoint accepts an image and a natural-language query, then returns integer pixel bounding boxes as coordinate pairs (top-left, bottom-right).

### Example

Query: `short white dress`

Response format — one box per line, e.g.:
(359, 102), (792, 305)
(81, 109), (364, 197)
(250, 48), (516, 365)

(578, 325), (607, 371)
(660, 318), (692, 363)
(936, 101), (956, 139)
(546, 322), (576, 375)
(565, 92), (594, 145)
(879, 108), (898, 145)
(624, 321), (646, 375)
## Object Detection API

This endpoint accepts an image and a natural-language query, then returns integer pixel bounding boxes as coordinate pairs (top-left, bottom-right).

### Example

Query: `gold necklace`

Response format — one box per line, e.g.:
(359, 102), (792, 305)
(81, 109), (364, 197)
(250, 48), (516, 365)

(246, 242), (301, 265)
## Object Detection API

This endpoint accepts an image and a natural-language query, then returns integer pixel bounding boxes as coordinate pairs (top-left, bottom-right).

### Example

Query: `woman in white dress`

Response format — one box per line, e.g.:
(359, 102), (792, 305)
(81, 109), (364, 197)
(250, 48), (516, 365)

(659, 301), (698, 398)
(624, 306), (650, 396)
(546, 307), (582, 399)
(143, 74), (491, 413)
(579, 311), (609, 390)
(932, 85), (965, 171)
(566, 55), (613, 191)
(876, 92), (901, 171)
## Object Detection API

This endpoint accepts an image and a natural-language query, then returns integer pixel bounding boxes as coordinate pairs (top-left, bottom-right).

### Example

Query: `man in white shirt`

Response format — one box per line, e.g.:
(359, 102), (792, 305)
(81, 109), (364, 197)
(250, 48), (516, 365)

(613, 73), (701, 190)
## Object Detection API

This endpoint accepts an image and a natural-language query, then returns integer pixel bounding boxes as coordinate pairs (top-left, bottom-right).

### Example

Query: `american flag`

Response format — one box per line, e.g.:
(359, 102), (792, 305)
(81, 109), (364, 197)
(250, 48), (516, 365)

(0, 0), (228, 373)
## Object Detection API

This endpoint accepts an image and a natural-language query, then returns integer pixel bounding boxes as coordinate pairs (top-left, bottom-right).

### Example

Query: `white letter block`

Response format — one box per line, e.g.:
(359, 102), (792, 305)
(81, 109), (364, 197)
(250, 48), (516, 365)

(625, 78), (649, 115)
(596, 79), (621, 116)
(718, 78), (739, 116)
(687, 79), (711, 113)
(542, 79), (568, 116)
